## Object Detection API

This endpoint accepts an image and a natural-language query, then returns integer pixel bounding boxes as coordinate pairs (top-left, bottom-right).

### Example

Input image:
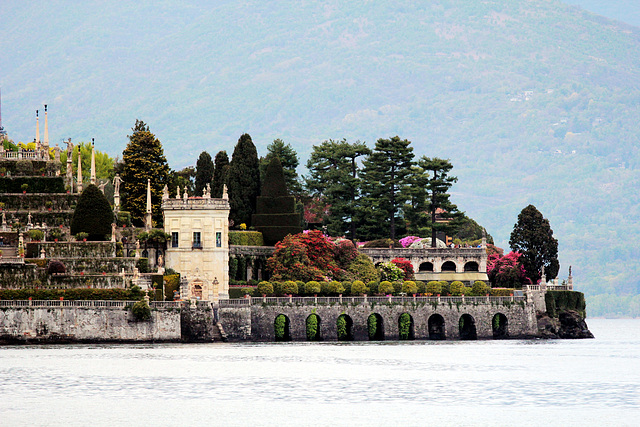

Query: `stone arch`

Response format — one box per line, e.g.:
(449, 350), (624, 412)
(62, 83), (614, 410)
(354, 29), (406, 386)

(274, 314), (291, 342)
(492, 313), (508, 339)
(419, 261), (434, 272)
(428, 314), (446, 340)
(337, 314), (353, 341)
(441, 261), (457, 272)
(398, 313), (415, 340)
(367, 313), (384, 341)
(306, 313), (322, 341)
(464, 261), (479, 272)
(142, 249), (149, 258)
(127, 250), (135, 257)
(459, 314), (477, 340)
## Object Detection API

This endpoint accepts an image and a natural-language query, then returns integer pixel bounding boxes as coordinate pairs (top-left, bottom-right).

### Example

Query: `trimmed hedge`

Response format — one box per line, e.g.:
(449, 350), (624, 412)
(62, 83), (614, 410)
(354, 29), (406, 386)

(228, 231), (264, 246)
(0, 176), (65, 193)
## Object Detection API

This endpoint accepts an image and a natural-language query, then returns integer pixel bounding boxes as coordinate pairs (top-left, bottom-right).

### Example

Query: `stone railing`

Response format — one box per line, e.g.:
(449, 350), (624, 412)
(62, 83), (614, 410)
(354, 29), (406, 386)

(230, 245), (276, 257)
(359, 247), (486, 259)
(0, 300), (184, 309)
(0, 150), (49, 161)
(218, 295), (524, 307)
(162, 198), (230, 210)
(0, 257), (25, 264)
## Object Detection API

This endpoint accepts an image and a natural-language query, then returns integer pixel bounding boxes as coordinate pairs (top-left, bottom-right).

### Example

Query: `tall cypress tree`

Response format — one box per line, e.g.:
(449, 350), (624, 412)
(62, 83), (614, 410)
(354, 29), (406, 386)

(509, 205), (559, 283)
(194, 151), (214, 196)
(121, 120), (169, 226)
(212, 150), (229, 198)
(227, 134), (260, 226)
(359, 136), (414, 240)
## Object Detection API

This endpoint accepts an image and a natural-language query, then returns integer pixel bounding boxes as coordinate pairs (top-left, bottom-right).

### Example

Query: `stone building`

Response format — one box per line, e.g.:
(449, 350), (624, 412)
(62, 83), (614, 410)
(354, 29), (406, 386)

(162, 185), (230, 302)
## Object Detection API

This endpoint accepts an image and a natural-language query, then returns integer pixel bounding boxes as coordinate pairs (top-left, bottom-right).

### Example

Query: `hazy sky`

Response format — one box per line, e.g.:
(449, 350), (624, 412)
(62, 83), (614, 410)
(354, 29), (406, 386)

(564, 0), (640, 27)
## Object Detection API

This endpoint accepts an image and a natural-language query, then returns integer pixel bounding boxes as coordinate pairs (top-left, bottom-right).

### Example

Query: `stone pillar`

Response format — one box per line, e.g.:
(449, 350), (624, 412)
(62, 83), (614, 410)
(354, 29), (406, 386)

(43, 105), (49, 149)
(90, 140), (96, 185)
(66, 155), (73, 193)
(35, 110), (40, 147)
(77, 154), (83, 193)
(145, 179), (152, 230)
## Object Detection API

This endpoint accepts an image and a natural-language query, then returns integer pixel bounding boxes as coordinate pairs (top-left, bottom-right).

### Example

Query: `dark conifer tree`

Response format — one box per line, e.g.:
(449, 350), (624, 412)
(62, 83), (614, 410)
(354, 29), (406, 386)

(509, 204), (560, 283)
(252, 157), (302, 245)
(259, 139), (302, 197)
(70, 184), (114, 241)
(194, 151), (214, 196)
(212, 150), (229, 198)
(121, 120), (169, 226)
(227, 134), (260, 226)
(359, 136), (414, 240)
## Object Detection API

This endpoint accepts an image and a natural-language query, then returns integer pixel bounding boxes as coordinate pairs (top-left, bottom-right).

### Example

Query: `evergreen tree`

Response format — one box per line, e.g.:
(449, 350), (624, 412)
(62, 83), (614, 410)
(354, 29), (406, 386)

(416, 157), (463, 247)
(509, 204), (560, 283)
(121, 120), (169, 226)
(359, 136), (414, 240)
(211, 150), (229, 198)
(169, 166), (195, 196)
(194, 151), (214, 196)
(227, 134), (260, 226)
(260, 139), (302, 196)
(306, 139), (370, 241)
(70, 184), (114, 241)
(252, 157), (302, 245)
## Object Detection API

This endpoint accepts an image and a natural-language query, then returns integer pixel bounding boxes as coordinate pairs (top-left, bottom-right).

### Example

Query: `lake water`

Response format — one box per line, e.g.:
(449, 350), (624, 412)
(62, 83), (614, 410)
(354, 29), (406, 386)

(0, 319), (638, 426)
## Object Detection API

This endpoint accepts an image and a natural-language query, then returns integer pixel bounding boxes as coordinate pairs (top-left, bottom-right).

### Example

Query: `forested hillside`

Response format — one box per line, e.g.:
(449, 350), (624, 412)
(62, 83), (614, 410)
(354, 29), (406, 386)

(1, 1), (639, 315)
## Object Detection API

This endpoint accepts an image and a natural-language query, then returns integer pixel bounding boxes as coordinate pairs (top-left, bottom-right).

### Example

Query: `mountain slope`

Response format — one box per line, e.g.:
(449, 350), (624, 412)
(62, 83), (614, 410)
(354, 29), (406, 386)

(1, 0), (639, 315)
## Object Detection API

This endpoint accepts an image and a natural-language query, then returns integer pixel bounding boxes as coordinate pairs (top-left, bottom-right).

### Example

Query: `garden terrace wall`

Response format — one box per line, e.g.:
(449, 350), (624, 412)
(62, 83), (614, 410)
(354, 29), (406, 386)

(0, 264), (40, 288)
(46, 274), (131, 289)
(37, 257), (140, 275)
(0, 160), (49, 176)
(0, 193), (79, 211)
(7, 212), (74, 229)
(27, 242), (116, 258)
(0, 177), (65, 193)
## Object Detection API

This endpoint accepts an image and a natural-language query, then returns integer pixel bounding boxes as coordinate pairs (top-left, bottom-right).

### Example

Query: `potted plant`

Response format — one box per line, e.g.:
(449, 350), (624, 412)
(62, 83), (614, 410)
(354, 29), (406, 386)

(21, 183), (29, 194)
(45, 201), (53, 211)
(76, 232), (89, 242)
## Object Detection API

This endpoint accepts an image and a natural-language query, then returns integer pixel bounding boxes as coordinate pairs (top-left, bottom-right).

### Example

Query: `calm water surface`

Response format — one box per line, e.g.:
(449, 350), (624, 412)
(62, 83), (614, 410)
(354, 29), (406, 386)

(0, 319), (638, 426)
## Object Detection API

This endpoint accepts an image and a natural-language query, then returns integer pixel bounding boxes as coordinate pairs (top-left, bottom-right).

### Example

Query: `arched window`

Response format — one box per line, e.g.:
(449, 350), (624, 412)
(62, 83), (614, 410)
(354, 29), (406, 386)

(441, 261), (457, 272)
(419, 262), (434, 272)
(464, 261), (479, 272)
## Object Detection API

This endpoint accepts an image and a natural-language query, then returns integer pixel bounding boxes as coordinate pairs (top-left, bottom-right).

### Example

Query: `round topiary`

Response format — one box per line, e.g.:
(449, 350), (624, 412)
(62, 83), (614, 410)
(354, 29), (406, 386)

(304, 281), (322, 295)
(402, 280), (418, 295)
(378, 281), (394, 295)
(450, 281), (463, 296)
(351, 280), (368, 296)
(47, 260), (66, 274)
(282, 280), (298, 295)
(426, 281), (442, 295)
(70, 184), (114, 241)
(257, 281), (274, 296)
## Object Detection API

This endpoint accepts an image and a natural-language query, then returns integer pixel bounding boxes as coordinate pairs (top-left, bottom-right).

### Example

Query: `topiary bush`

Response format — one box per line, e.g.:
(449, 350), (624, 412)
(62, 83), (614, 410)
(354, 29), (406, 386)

(337, 314), (349, 341)
(351, 280), (368, 296)
(327, 281), (345, 295)
(282, 280), (298, 295)
(367, 280), (378, 295)
(416, 281), (426, 294)
(450, 281), (464, 296)
(363, 239), (401, 248)
(399, 313), (412, 340)
(70, 184), (114, 241)
(472, 280), (489, 296)
(402, 280), (418, 295)
(426, 281), (442, 295)
(378, 281), (394, 295)
(347, 254), (380, 283)
(47, 259), (66, 274)
(306, 313), (320, 341)
(304, 280), (322, 295)
(132, 300), (151, 321)
(257, 281), (274, 296)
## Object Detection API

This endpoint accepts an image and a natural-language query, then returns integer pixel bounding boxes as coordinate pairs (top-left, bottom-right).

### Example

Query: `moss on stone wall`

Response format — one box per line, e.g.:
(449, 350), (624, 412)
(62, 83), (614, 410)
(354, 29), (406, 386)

(545, 291), (586, 318)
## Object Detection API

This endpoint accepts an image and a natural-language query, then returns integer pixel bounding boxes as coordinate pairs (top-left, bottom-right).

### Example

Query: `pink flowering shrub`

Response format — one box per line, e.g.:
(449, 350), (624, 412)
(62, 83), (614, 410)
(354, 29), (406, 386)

(399, 235), (421, 248)
(487, 251), (527, 288)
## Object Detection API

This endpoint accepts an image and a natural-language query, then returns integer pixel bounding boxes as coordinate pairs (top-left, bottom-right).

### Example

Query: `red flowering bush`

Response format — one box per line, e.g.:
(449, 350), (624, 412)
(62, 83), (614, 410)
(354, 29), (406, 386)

(267, 231), (342, 282)
(391, 258), (415, 280)
(487, 251), (527, 288)
(335, 239), (358, 268)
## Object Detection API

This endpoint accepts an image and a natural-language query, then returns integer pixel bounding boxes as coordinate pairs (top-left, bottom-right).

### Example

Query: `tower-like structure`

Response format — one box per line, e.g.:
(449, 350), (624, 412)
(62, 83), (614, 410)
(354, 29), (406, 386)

(43, 104), (49, 149)
(0, 88), (7, 139)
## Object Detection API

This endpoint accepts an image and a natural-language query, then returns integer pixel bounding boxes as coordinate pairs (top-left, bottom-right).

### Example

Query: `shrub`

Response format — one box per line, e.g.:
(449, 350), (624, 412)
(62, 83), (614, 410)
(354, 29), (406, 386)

(378, 262), (404, 282)
(229, 257), (238, 280)
(363, 239), (401, 248)
(116, 211), (132, 227)
(347, 254), (379, 283)
(402, 280), (418, 295)
(257, 281), (274, 296)
(136, 258), (149, 273)
(490, 288), (515, 297)
(228, 230), (265, 246)
(164, 274), (180, 301)
(70, 184), (113, 241)
(306, 313), (320, 341)
(378, 281), (394, 295)
(472, 280), (489, 296)
(426, 281), (442, 295)
(75, 232), (89, 241)
(47, 260), (66, 274)
(440, 281), (451, 296)
(392, 281), (402, 293)
(461, 286), (473, 295)
(335, 239), (358, 268)
(342, 281), (352, 295)
(367, 280), (379, 295)
(399, 235), (421, 248)
(132, 300), (151, 321)
(296, 281), (305, 293)
(416, 281), (426, 294)
(282, 280), (298, 295)
(304, 281), (322, 295)
(16, 160), (33, 176)
(351, 280), (368, 296)
(450, 281), (464, 296)
(391, 258), (415, 280)
(327, 281), (345, 295)
(27, 229), (44, 241)
(337, 314), (349, 341)
(399, 313), (412, 340)
(21, 183), (29, 192)
(274, 314), (287, 341)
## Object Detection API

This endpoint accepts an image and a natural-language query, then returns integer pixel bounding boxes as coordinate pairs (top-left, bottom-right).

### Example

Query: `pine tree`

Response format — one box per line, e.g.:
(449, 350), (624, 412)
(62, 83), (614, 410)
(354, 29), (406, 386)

(252, 157), (302, 245)
(194, 151), (214, 196)
(306, 139), (370, 241)
(121, 120), (169, 226)
(260, 139), (302, 196)
(509, 204), (560, 283)
(415, 157), (463, 246)
(70, 184), (114, 241)
(359, 136), (414, 240)
(211, 150), (229, 198)
(227, 134), (260, 226)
